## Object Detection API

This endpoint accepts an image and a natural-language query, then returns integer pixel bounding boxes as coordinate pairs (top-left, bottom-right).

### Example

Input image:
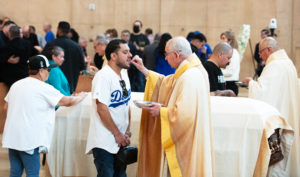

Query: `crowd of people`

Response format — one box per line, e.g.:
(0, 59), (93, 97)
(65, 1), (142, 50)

(0, 17), (248, 95)
(1, 16), (300, 177)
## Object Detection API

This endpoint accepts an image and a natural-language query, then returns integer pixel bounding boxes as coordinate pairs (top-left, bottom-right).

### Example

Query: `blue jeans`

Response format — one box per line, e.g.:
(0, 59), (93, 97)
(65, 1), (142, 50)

(92, 148), (127, 177)
(8, 148), (40, 177)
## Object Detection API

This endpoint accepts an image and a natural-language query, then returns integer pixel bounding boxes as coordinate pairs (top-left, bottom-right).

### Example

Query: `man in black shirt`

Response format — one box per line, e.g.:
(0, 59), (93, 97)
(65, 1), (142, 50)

(124, 28), (146, 92)
(0, 21), (16, 83)
(254, 29), (269, 77)
(22, 25), (42, 55)
(130, 20), (149, 57)
(93, 34), (109, 70)
(2, 25), (32, 88)
(44, 21), (86, 93)
(203, 42), (236, 96)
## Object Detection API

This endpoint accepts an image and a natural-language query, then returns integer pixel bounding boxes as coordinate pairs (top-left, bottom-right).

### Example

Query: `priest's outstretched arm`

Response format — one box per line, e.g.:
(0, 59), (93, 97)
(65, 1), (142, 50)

(131, 55), (149, 77)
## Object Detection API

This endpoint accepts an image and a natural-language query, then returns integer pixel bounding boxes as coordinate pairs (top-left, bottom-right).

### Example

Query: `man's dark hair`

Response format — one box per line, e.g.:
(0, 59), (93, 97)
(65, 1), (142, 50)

(186, 32), (195, 41)
(200, 33), (207, 42)
(3, 20), (15, 27)
(29, 25), (36, 33)
(191, 33), (205, 42)
(134, 20), (143, 27)
(121, 29), (130, 34)
(145, 28), (153, 35)
(105, 39), (127, 61)
(69, 28), (79, 42)
(107, 28), (118, 38)
(261, 29), (270, 36)
(9, 25), (21, 39)
(58, 21), (70, 35)
(158, 33), (172, 56)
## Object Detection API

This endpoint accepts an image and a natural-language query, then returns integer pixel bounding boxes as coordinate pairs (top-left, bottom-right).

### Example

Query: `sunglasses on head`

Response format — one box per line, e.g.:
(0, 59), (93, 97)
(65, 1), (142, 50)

(119, 80), (128, 97)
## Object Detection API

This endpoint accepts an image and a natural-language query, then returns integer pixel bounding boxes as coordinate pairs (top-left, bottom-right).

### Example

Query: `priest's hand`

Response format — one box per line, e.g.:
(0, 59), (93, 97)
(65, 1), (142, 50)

(143, 103), (161, 117)
(131, 55), (149, 77)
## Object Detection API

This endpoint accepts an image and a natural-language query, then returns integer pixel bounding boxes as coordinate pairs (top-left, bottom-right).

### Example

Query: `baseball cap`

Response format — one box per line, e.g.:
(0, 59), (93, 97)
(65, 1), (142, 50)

(28, 55), (57, 70)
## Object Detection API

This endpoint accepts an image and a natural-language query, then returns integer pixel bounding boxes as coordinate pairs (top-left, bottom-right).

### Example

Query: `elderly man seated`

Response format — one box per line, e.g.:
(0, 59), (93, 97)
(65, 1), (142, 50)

(203, 42), (236, 96)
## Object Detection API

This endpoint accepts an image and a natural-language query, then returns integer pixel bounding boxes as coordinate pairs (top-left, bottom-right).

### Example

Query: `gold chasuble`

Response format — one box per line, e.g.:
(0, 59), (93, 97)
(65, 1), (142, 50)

(137, 54), (214, 177)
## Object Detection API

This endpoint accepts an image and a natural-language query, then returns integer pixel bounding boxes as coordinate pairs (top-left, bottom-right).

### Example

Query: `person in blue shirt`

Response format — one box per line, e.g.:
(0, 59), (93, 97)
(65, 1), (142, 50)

(194, 31), (212, 61)
(43, 22), (55, 42)
(43, 46), (71, 96)
(155, 33), (175, 76)
(201, 37), (213, 61)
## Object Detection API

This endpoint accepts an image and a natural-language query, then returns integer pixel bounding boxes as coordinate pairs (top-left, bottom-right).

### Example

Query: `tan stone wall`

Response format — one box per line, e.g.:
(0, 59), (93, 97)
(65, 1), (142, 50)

(0, 0), (299, 77)
(292, 0), (300, 75)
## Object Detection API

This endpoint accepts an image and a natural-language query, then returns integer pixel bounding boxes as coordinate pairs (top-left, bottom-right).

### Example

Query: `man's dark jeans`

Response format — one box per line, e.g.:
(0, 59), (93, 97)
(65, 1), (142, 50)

(92, 148), (127, 177)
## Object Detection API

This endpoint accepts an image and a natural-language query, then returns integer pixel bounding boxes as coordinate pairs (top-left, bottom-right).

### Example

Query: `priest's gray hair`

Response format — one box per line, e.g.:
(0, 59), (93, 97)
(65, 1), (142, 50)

(95, 34), (109, 45)
(167, 36), (192, 57)
(213, 42), (233, 55)
(260, 37), (280, 51)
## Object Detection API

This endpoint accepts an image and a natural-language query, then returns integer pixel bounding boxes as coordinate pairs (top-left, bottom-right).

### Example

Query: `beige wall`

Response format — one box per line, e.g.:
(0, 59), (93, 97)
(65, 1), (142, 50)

(1, 0), (299, 77)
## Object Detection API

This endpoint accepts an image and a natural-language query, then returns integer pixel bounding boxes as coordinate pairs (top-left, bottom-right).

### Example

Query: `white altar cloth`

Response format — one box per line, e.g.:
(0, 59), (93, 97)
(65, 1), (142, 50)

(47, 93), (293, 177)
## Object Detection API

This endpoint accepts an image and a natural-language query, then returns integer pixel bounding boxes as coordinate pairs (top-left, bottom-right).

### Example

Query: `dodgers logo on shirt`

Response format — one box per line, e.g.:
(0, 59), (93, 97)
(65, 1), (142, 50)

(109, 89), (131, 108)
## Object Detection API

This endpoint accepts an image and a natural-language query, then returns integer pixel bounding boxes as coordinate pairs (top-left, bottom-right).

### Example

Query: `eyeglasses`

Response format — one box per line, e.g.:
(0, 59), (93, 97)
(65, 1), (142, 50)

(119, 80), (128, 97)
(259, 47), (269, 55)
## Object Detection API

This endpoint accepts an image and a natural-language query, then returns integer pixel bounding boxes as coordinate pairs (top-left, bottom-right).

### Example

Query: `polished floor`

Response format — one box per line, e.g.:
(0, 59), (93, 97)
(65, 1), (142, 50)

(0, 134), (51, 177)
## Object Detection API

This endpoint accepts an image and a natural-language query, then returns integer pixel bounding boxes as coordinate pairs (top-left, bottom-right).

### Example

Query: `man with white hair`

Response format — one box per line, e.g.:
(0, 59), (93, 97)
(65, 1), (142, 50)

(131, 36), (214, 177)
(243, 37), (300, 177)
(93, 34), (109, 70)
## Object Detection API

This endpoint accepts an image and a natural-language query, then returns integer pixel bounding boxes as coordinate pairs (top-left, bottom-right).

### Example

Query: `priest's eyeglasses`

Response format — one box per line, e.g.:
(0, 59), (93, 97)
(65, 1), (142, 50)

(119, 80), (128, 97)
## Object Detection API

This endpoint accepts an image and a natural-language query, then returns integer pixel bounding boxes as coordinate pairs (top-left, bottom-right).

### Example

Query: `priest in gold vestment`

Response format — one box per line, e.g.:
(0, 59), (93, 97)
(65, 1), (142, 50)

(243, 37), (300, 177)
(131, 36), (214, 177)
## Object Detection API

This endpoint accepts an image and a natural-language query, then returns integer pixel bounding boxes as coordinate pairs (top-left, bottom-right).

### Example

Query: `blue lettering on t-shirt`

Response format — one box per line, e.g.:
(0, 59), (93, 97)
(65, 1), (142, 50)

(109, 89), (131, 108)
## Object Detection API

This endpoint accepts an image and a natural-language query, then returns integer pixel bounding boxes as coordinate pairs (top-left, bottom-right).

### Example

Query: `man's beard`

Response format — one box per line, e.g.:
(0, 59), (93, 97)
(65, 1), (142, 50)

(116, 59), (130, 69)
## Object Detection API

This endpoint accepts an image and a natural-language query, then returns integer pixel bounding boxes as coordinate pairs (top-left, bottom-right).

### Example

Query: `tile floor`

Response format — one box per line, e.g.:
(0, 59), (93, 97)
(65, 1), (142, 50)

(0, 135), (54, 177)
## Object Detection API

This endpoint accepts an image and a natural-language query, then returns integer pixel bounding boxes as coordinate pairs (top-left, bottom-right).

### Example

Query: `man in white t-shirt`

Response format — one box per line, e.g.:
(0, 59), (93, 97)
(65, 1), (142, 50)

(86, 39), (132, 177)
(2, 55), (87, 177)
